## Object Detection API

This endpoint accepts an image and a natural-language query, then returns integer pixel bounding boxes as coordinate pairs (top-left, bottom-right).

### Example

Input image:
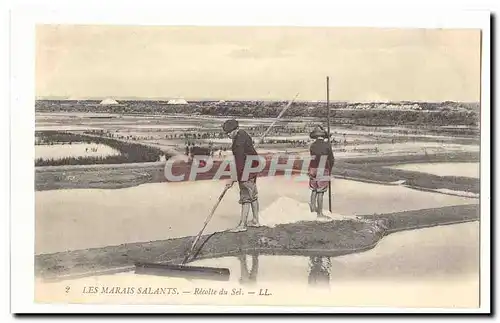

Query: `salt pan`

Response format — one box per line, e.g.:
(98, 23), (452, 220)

(435, 189), (479, 198)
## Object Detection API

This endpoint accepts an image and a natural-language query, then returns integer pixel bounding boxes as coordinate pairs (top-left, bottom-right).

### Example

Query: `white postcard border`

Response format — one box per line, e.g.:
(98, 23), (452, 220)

(9, 1), (492, 314)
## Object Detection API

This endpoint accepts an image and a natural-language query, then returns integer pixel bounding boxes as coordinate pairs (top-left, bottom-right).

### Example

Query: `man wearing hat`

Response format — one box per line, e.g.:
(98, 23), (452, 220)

(308, 125), (334, 220)
(222, 119), (261, 232)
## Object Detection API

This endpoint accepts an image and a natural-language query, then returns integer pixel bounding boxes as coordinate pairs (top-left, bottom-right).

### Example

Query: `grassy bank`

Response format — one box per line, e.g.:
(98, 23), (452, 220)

(35, 204), (479, 280)
(35, 131), (165, 166)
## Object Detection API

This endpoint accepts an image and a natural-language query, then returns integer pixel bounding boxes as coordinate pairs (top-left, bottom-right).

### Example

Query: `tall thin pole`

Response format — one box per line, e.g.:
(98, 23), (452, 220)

(326, 77), (332, 212)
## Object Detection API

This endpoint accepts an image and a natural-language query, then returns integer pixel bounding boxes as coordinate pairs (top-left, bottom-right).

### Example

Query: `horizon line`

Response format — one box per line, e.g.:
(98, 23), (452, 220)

(35, 97), (479, 104)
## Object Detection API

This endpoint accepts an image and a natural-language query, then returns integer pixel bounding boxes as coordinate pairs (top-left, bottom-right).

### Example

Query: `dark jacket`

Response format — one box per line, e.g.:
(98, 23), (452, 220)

(232, 129), (259, 181)
(309, 139), (334, 170)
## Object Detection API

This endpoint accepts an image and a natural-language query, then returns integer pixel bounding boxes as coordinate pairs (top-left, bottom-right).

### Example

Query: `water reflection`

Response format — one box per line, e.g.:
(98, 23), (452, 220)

(238, 253), (259, 286)
(188, 223), (478, 294)
(234, 251), (331, 288)
(308, 256), (331, 288)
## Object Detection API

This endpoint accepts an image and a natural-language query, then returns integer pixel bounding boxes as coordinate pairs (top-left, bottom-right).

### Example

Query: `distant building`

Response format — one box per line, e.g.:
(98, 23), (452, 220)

(167, 98), (188, 105)
(100, 98), (119, 105)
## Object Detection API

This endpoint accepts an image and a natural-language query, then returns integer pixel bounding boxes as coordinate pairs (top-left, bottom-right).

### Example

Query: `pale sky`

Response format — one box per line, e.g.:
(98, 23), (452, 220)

(36, 25), (481, 102)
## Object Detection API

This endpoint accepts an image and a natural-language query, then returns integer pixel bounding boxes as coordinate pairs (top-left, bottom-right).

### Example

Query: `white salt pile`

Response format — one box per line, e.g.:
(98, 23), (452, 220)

(259, 196), (354, 228)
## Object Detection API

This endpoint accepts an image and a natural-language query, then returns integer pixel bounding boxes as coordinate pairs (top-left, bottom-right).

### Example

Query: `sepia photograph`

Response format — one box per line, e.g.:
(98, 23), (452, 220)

(9, 5), (491, 314)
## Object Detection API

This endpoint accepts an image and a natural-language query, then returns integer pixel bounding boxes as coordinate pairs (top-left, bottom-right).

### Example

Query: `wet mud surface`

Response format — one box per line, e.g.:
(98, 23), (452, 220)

(35, 151), (480, 194)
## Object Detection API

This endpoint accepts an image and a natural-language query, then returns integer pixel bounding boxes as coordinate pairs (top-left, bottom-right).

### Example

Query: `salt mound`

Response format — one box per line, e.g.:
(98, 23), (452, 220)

(259, 196), (353, 228)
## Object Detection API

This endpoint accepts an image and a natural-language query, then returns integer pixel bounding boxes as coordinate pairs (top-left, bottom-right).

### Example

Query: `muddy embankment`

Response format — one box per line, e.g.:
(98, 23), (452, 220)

(35, 203), (479, 281)
(35, 151), (480, 193)
(338, 151), (480, 194)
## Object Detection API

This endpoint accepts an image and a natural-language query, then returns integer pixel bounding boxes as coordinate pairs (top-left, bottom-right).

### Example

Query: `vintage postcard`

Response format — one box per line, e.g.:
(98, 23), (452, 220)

(10, 5), (491, 314)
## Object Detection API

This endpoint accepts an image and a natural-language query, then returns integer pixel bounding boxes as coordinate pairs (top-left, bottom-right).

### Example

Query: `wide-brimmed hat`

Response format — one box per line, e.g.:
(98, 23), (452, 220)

(222, 119), (239, 133)
(310, 126), (327, 139)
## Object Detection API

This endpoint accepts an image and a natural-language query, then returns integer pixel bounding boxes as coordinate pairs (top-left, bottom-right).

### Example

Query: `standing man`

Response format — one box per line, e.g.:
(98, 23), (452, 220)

(222, 119), (261, 232)
(308, 126), (334, 220)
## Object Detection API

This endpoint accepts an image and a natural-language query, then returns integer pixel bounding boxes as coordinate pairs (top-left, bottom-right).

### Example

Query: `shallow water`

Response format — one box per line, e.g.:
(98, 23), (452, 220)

(35, 125), (103, 131)
(190, 221), (479, 285)
(36, 222), (480, 307)
(35, 177), (478, 254)
(389, 162), (480, 179)
(125, 124), (201, 129)
(35, 143), (121, 160)
(353, 142), (479, 153)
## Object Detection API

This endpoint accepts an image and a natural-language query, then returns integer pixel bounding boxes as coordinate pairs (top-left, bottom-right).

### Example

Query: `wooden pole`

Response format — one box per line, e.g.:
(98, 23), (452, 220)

(326, 77), (332, 212)
(258, 93), (299, 144)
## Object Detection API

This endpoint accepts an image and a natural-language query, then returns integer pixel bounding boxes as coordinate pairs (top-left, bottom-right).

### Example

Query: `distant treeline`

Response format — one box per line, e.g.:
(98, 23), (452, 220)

(35, 131), (165, 166)
(35, 100), (479, 127)
(332, 109), (478, 127)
